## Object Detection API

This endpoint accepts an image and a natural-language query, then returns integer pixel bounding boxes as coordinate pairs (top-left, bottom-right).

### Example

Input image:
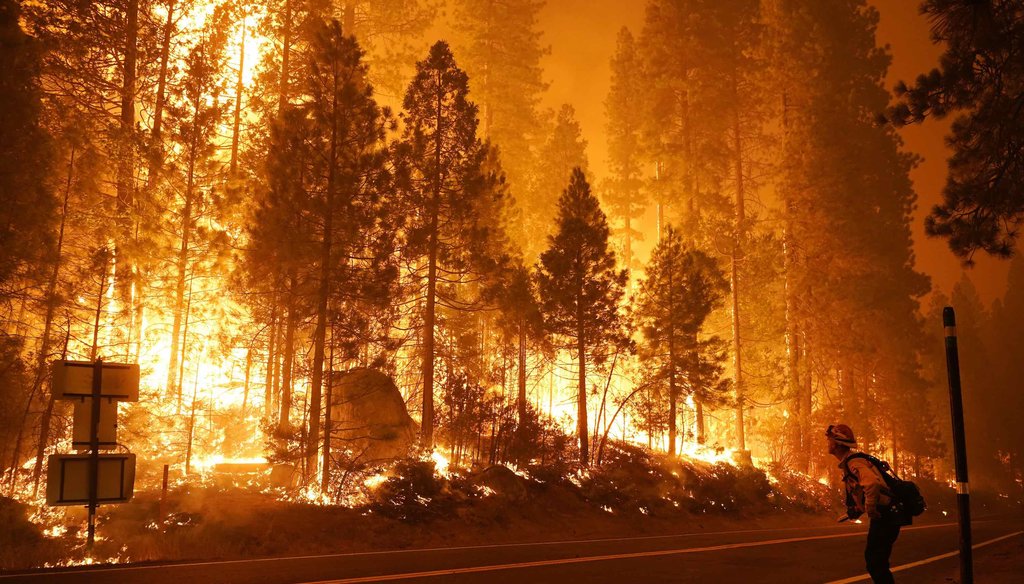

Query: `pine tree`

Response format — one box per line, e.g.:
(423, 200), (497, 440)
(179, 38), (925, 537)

(527, 104), (589, 258)
(299, 20), (396, 485)
(452, 0), (548, 214)
(164, 25), (231, 402)
(400, 41), (511, 448)
(771, 0), (932, 472)
(32, 1), (156, 348)
(634, 225), (729, 453)
(888, 0), (1024, 261)
(537, 168), (628, 466)
(339, 0), (438, 100)
(991, 257), (1024, 491)
(603, 27), (647, 274)
(0, 0), (55, 493)
(0, 0), (53, 294)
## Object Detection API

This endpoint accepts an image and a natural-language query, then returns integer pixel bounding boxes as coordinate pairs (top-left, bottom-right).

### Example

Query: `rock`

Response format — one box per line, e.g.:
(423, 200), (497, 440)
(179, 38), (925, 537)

(330, 368), (417, 463)
(471, 465), (528, 500)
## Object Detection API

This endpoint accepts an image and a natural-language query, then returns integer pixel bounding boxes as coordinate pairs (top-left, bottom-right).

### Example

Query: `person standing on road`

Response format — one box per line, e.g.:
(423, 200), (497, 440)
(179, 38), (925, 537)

(827, 423), (906, 584)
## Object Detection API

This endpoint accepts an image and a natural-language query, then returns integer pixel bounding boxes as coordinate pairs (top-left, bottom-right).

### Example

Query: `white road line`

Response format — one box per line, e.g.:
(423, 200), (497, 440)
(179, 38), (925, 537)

(0, 522), (894, 579)
(823, 530), (1024, 584)
(300, 523), (962, 584)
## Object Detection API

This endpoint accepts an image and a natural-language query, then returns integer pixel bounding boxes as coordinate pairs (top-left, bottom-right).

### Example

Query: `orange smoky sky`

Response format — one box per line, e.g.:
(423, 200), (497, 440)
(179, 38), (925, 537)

(534, 0), (1010, 309)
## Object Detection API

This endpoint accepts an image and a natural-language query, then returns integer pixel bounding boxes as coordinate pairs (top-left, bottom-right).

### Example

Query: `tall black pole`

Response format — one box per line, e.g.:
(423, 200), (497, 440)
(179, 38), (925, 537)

(943, 307), (973, 584)
(87, 358), (103, 551)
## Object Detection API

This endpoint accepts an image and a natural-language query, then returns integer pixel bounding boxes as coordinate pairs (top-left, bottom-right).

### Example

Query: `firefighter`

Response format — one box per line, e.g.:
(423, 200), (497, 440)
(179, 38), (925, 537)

(826, 423), (904, 584)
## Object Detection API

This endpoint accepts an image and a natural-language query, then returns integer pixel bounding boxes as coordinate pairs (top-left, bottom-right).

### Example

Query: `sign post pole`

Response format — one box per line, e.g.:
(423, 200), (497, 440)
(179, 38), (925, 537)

(943, 307), (973, 584)
(86, 359), (102, 551)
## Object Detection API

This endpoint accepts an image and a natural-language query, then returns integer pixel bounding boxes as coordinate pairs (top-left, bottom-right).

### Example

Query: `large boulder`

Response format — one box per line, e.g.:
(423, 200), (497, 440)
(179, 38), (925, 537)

(330, 368), (417, 463)
(470, 465), (529, 500)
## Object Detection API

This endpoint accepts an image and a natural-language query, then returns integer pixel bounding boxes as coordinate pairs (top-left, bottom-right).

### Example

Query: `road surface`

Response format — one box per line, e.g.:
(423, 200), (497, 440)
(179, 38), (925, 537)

(2, 518), (1021, 583)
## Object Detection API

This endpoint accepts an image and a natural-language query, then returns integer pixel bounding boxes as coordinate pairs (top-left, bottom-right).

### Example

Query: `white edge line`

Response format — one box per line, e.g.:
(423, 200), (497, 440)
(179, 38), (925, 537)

(0, 521), (969, 580)
(823, 530), (1024, 584)
(300, 523), (965, 584)
(0, 521), (895, 579)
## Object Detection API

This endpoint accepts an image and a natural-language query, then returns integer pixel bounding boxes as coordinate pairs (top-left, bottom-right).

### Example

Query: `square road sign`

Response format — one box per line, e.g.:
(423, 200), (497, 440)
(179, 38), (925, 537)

(51, 360), (140, 401)
(46, 453), (136, 506)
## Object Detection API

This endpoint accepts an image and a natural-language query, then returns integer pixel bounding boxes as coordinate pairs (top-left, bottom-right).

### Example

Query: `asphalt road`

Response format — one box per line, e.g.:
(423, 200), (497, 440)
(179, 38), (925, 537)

(2, 518), (1021, 584)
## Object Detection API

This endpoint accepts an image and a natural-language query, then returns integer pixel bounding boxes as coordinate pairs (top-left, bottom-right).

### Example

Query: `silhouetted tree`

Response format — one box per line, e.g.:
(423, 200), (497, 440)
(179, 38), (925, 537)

(889, 0), (1024, 261)
(538, 168), (628, 466)
(634, 225), (729, 452)
(528, 104), (589, 258)
(400, 41), (511, 447)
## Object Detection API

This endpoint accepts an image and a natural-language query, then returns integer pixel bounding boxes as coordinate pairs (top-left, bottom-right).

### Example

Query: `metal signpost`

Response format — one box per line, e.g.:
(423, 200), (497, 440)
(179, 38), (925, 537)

(47, 359), (139, 550)
(942, 307), (973, 584)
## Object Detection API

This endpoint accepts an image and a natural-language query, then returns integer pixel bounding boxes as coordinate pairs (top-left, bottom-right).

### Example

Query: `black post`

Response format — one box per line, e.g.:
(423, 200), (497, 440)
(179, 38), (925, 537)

(943, 307), (973, 584)
(87, 359), (103, 551)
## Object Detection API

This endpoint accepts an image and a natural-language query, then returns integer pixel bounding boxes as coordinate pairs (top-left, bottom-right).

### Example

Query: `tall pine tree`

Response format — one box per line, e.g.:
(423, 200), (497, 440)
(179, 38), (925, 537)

(537, 168), (628, 466)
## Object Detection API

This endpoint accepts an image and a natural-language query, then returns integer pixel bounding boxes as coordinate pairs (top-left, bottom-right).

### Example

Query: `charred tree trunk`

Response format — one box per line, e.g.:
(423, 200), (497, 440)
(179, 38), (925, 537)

(166, 126), (199, 400)
(576, 300), (589, 466)
(278, 275), (298, 433)
(117, 0), (139, 348)
(517, 320), (527, 422)
(321, 324), (335, 495)
(695, 397), (706, 445)
(668, 265), (677, 456)
(306, 68), (339, 483)
(421, 76), (444, 449)
(730, 74), (746, 453)
(241, 348), (252, 413)
(265, 301), (279, 419)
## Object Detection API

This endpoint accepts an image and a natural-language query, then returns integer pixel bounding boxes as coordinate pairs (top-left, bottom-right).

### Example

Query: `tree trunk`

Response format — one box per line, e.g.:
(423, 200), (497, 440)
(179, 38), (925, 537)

(576, 309), (589, 466)
(278, 0), (292, 114)
(166, 128), (199, 399)
(278, 275), (298, 432)
(322, 324), (335, 495)
(149, 0), (174, 162)
(230, 10), (246, 176)
(517, 320), (527, 422)
(306, 68), (339, 482)
(116, 0), (139, 346)
(695, 398), (706, 445)
(730, 72), (746, 452)
(264, 301), (278, 419)
(421, 75), (444, 449)
(241, 348), (252, 413)
(781, 90), (807, 472)
(668, 267), (677, 456)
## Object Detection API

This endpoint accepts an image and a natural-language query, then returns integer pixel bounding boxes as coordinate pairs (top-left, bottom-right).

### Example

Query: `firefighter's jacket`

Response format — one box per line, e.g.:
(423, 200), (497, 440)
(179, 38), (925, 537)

(840, 452), (893, 518)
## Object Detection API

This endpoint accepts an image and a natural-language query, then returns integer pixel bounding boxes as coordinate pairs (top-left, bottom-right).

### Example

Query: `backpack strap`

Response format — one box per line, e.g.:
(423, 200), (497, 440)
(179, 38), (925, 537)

(843, 452), (898, 493)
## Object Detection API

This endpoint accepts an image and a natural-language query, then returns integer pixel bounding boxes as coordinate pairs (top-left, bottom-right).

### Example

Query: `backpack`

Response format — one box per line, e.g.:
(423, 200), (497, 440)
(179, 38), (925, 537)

(843, 453), (927, 518)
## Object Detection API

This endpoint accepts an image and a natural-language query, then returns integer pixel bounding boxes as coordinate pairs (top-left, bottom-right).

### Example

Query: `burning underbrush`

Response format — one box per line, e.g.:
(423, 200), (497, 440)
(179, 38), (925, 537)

(1, 442), (850, 570)
(7, 443), (1010, 572)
